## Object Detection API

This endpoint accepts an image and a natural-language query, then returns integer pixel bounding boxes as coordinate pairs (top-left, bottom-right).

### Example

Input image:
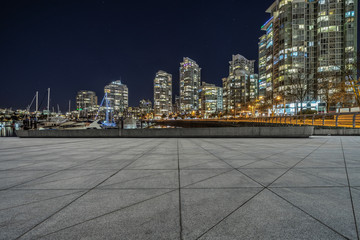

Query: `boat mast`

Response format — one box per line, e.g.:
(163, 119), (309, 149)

(35, 91), (38, 114)
(47, 88), (50, 120)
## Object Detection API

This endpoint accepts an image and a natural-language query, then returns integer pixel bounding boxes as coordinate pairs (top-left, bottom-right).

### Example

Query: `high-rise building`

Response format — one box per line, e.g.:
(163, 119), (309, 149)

(180, 57), (201, 114)
(173, 95), (180, 115)
(153, 70), (172, 118)
(104, 80), (128, 114)
(76, 90), (98, 117)
(222, 54), (259, 117)
(139, 99), (152, 115)
(199, 82), (223, 118)
(259, 0), (358, 113)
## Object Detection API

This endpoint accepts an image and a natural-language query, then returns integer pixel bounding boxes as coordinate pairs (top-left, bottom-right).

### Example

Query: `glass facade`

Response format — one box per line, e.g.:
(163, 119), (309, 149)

(104, 80), (129, 115)
(222, 54), (259, 117)
(180, 57), (201, 113)
(199, 82), (223, 118)
(154, 70), (172, 118)
(259, 0), (358, 113)
(76, 90), (98, 117)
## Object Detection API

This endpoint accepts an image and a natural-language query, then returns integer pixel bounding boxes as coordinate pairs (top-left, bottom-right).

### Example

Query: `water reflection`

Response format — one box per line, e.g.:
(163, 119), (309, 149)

(0, 122), (19, 137)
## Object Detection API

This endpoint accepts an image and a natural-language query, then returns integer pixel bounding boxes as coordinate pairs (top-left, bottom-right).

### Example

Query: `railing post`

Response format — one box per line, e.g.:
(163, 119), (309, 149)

(353, 113), (357, 128)
(312, 115), (315, 125)
(335, 114), (339, 127)
(303, 115), (306, 125)
(296, 116), (298, 125)
(322, 115), (325, 126)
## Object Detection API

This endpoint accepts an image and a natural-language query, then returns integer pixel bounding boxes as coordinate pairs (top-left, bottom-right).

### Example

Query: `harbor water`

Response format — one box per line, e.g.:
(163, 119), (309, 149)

(0, 122), (19, 137)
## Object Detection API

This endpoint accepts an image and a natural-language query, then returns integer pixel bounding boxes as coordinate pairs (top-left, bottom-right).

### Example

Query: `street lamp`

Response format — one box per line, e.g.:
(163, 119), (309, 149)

(248, 105), (255, 116)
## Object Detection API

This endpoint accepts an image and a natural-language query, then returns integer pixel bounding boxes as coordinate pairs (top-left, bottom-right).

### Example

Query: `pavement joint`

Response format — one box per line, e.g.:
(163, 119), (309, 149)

(13, 139), (162, 239)
(1, 137), (359, 239)
(340, 137), (360, 240)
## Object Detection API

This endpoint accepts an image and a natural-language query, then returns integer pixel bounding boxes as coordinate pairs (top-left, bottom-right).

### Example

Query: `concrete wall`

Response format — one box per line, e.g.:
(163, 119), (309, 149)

(314, 128), (360, 136)
(16, 129), (119, 138)
(16, 126), (314, 138)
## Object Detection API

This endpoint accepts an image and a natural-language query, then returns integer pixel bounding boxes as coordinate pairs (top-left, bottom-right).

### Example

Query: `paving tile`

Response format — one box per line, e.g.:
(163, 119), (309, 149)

(239, 168), (289, 186)
(271, 187), (358, 239)
(198, 189), (345, 240)
(348, 168), (360, 187)
(0, 170), (53, 189)
(270, 168), (347, 188)
(14, 170), (117, 190)
(0, 190), (84, 240)
(24, 190), (180, 240)
(0, 137), (359, 239)
(124, 153), (178, 169)
(351, 189), (360, 236)
(180, 169), (232, 187)
(181, 188), (262, 240)
(98, 170), (178, 189)
(184, 169), (261, 188)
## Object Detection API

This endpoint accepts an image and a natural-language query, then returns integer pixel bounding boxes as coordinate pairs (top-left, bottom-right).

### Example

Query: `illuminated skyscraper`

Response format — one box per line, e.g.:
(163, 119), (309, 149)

(180, 57), (201, 114)
(153, 70), (172, 118)
(222, 54), (258, 117)
(76, 90), (98, 117)
(199, 82), (223, 118)
(259, 0), (358, 113)
(104, 80), (128, 114)
(139, 99), (152, 115)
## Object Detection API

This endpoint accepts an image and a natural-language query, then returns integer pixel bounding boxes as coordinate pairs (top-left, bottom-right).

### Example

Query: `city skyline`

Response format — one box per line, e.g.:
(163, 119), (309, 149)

(0, 0), (275, 110)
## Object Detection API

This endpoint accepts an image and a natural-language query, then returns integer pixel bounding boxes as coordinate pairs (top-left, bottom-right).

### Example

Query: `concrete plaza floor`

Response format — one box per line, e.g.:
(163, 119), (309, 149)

(0, 137), (359, 240)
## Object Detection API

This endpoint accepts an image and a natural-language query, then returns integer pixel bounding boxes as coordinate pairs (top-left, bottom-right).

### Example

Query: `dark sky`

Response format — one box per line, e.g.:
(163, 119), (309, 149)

(0, 0), (274, 111)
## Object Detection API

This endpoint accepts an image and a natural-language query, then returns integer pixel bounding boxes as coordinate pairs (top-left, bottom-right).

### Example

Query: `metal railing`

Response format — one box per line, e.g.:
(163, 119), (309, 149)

(247, 112), (360, 128)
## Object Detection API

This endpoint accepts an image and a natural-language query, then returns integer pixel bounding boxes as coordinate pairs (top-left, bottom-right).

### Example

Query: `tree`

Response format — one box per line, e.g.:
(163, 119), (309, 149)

(317, 71), (342, 113)
(344, 51), (360, 108)
(318, 59), (359, 112)
(285, 72), (312, 115)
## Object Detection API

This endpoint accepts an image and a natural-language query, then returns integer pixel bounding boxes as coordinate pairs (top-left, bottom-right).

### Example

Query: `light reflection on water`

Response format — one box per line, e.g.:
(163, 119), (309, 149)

(0, 122), (18, 137)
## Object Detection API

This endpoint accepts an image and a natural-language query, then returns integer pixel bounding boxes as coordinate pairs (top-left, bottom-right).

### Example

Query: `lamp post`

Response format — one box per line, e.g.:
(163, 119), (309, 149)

(248, 105), (255, 116)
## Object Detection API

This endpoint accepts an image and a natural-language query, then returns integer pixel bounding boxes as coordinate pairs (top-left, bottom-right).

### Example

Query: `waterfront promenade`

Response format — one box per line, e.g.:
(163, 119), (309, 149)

(0, 137), (359, 239)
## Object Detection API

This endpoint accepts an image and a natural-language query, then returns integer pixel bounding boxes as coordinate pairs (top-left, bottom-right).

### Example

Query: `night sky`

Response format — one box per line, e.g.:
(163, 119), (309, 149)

(1, 0), (274, 111)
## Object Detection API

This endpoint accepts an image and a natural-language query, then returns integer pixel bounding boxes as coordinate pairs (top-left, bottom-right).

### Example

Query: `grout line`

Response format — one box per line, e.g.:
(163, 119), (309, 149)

(0, 139), (95, 151)
(193, 138), (348, 239)
(340, 137), (360, 240)
(0, 140), (153, 191)
(177, 139), (184, 240)
(14, 139), (161, 240)
(38, 189), (178, 239)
